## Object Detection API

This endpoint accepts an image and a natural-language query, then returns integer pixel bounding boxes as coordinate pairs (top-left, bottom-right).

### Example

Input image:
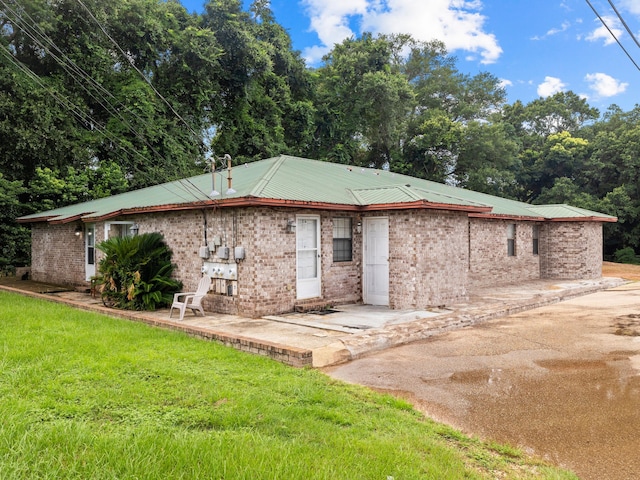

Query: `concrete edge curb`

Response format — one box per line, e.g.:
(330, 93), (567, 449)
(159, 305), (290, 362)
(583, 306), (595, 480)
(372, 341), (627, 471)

(0, 285), (314, 368)
(314, 278), (627, 367)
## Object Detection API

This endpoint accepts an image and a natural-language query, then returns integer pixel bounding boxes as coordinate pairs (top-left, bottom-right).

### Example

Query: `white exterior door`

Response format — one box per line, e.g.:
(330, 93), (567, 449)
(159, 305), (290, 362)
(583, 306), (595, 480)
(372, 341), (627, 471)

(363, 217), (389, 306)
(85, 224), (96, 281)
(296, 215), (321, 299)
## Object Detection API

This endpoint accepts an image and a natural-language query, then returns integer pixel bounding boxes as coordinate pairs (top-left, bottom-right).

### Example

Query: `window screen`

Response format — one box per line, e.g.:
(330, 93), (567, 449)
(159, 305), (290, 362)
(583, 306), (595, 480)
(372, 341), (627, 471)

(507, 223), (516, 256)
(333, 218), (352, 262)
(532, 224), (539, 255)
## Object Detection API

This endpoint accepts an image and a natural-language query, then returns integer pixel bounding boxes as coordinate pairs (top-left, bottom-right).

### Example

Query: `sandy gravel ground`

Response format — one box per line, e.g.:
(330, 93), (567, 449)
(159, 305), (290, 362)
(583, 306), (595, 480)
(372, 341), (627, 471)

(327, 263), (640, 480)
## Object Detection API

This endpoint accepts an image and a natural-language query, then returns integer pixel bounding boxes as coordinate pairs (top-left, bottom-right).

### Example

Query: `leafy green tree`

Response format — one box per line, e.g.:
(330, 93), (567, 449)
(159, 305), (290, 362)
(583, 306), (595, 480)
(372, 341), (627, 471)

(572, 106), (640, 255)
(400, 38), (511, 183)
(598, 186), (640, 254)
(519, 131), (591, 201)
(536, 179), (639, 256)
(1, 0), (221, 188)
(405, 39), (506, 123)
(203, 0), (314, 161)
(508, 91), (600, 139)
(311, 33), (414, 168)
(27, 164), (129, 214)
(583, 106), (640, 197)
(0, 174), (29, 271)
(501, 93), (599, 202)
(398, 109), (462, 182)
(0, 63), (82, 183)
(535, 177), (583, 205)
(1, 0), (223, 268)
(613, 247), (640, 265)
(455, 121), (521, 198)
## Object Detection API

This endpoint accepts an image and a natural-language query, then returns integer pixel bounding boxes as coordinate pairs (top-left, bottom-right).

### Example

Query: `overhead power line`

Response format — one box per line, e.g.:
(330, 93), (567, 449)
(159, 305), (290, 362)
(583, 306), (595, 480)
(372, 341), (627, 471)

(607, 0), (640, 50)
(74, 0), (202, 141)
(0, 45), (199, 204)
(0, 0), (210, 201)
(585, 0), (640, 73)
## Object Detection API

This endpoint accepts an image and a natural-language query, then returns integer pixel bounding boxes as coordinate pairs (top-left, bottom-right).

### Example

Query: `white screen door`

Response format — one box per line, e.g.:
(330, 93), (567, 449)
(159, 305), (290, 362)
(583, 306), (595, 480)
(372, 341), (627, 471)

(85, 224), (96, 281)
(296, 215), (321, 299)
(363, 217), (389, 305)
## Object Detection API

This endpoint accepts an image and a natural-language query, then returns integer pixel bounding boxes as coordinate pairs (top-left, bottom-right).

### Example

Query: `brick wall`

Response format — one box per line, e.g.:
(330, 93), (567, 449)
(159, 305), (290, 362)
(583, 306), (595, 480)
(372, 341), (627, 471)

(237, 207), (297, 317)
(31, 223), (86, 286)
(469, 219), (541, 288)
(388, 210), (469, 308)
(540, 222), (602, 279)
(321, 214), (363, 306)
(29, 207), (606, 317)
(107, 207), (362, 317)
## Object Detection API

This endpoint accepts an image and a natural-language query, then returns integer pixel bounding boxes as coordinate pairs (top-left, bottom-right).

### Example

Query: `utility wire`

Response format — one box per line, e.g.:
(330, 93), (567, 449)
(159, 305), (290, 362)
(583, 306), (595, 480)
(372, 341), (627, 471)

(585, 0), (640, 73)
(1, 0), (186, 166)
(607, 0), (640, 50)
(0, 0), (210, 201)
(0, 44), (200, 205)
(74, 0), (202, 141)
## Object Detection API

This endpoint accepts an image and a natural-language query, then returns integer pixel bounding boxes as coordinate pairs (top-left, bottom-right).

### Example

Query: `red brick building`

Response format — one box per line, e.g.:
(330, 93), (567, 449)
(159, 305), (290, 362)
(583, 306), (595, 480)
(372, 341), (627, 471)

(19, 156), (616, 317)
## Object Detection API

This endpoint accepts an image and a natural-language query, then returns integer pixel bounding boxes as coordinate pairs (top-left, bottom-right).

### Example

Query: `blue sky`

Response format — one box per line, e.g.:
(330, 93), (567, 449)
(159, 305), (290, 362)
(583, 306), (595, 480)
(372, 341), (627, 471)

(181, 0), (640, 113)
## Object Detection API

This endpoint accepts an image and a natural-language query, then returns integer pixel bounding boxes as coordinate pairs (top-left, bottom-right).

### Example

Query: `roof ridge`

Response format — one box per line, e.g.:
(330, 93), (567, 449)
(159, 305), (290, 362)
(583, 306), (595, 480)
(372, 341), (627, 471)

(248, 155), (287, 197)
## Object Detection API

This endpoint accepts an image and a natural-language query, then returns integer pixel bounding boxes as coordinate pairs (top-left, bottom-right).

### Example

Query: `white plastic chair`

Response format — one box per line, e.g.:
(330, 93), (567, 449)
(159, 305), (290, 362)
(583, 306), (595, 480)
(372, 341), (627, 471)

(169, 276), (212, 320)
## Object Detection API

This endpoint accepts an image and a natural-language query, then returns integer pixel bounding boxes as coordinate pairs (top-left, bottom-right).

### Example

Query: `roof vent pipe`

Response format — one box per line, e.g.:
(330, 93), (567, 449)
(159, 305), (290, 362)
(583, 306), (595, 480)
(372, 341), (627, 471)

(225, 154), (236, 195)
(210, 153), (235, 197)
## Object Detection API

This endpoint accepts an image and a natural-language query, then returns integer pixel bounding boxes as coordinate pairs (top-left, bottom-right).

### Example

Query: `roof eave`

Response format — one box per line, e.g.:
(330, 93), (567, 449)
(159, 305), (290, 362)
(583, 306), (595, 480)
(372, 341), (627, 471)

(469, 213), (545, 221)
(547, 216), (618, 223)
(113, 197), (494, 214)
(469, 212), (618, 223)
(17, 197), (500, 224)
(360, 200), (491, 213)
(16, 215), (60, 224)
(48, 213), (94, 225)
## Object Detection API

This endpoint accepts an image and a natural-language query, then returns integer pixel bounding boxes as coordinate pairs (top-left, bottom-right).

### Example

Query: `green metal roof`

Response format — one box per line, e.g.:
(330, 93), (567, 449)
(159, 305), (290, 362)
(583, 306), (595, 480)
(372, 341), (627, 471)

(18, 155), (617, 223)
(526, 204), (617, 220)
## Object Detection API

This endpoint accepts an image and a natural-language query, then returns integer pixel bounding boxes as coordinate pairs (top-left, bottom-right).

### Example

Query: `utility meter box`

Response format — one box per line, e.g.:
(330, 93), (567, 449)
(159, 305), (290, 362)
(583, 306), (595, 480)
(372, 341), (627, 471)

(202, 262), (237, 280)
(234, 246), (245, 261)
(217, 246), (229, 260)
(198, 246), (210, 259)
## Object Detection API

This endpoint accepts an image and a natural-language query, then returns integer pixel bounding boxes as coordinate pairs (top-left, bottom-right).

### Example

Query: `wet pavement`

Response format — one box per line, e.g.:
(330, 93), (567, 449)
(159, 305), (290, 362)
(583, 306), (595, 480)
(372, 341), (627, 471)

(325, 283), (640, 480)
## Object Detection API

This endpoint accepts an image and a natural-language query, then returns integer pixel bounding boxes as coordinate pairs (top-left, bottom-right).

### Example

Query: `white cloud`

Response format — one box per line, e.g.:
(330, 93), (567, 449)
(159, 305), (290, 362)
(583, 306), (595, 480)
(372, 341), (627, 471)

(302, 0), (369, 63)
(547, 21), (571, 36)
(537, 76), (566, 97)
(498, 78), (513, 89)
(532, 21), (571, 40)
(585, 72), (628, 97)
(585, 15), (623, 46)
(619, 0), (640, 16)
(301, 0), (502, 65)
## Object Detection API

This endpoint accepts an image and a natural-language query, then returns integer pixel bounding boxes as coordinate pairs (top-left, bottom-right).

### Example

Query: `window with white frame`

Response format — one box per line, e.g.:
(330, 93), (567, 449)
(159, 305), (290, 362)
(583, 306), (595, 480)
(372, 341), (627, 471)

(105, 221), (137, 239)
(507, 223), (516, 256)
(333, 217), (352, 262)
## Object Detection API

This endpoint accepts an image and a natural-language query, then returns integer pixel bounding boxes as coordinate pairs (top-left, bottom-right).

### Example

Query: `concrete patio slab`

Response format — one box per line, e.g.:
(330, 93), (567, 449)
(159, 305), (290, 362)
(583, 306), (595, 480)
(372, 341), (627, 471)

(0, 275), (626, 368)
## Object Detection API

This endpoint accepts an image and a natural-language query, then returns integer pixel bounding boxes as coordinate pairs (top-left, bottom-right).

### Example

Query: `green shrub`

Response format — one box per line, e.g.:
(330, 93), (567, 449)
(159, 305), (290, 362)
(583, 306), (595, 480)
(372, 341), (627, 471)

(95, 232), (182, 310)
(613, 247), (640, 265)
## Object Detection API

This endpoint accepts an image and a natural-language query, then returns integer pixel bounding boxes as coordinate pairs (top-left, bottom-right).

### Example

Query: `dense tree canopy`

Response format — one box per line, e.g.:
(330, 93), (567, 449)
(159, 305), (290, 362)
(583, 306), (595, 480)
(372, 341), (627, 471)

(0, 0), (638, 270)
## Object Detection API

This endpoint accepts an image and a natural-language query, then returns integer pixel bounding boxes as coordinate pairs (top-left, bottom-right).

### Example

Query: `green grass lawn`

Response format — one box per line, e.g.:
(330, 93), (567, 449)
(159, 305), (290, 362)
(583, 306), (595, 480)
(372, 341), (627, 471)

(0, 291), (576, 479)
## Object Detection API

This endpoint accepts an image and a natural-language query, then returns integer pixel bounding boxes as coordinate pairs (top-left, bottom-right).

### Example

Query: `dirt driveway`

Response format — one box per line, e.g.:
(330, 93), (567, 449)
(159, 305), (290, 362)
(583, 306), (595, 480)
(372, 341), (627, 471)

(326, 265), (640, 480)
